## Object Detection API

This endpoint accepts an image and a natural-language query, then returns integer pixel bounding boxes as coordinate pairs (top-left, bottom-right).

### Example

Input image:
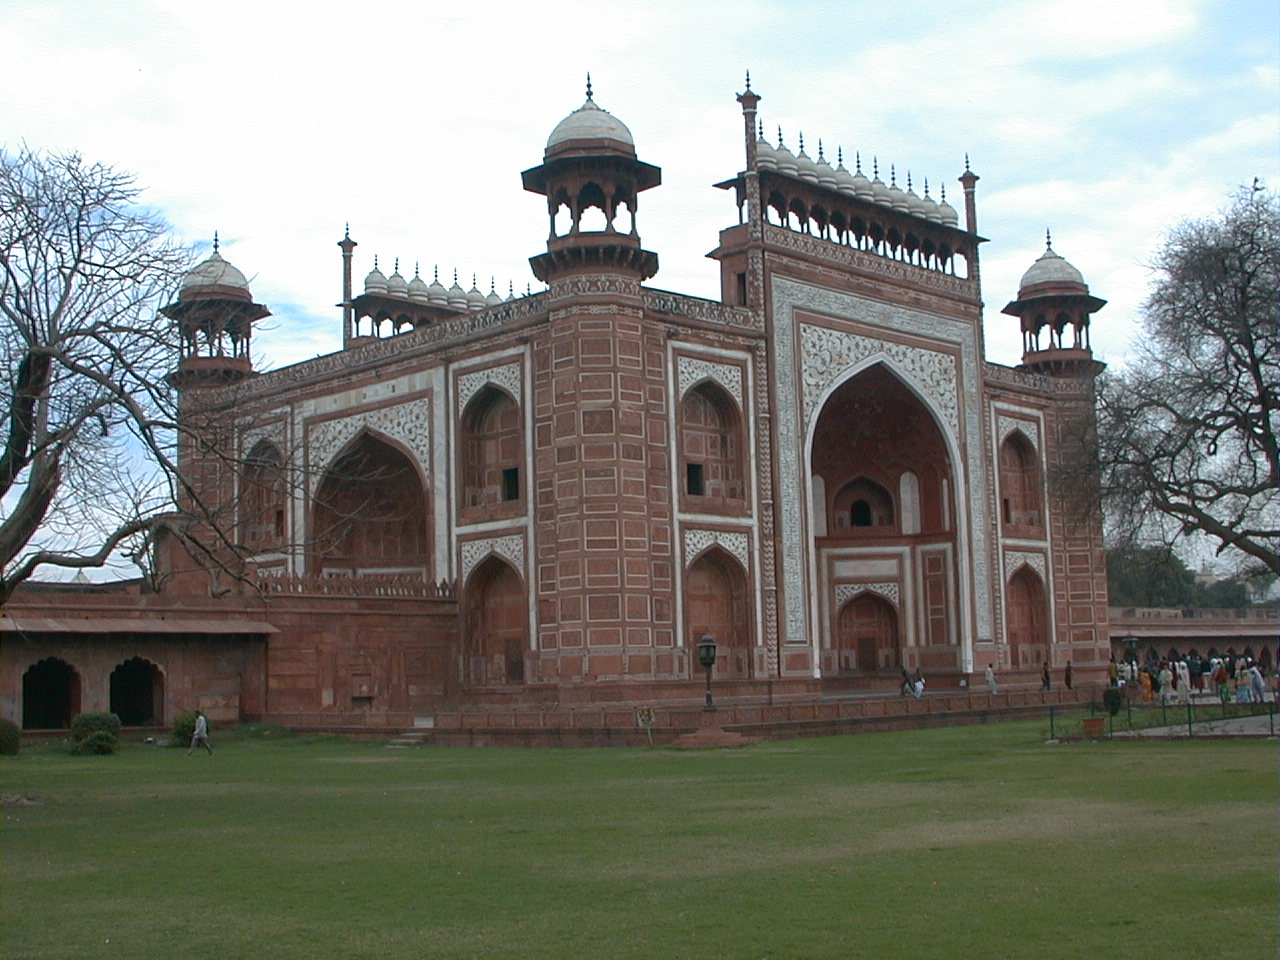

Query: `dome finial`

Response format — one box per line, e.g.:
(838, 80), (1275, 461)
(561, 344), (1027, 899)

(758, 118), (765, 139)
(817, 139), (825, 162)
(343, 222), (350, 241)
(1045, 227), (1053, 249)
(855, 151), (862, 174)
(965, 152), (971, 172)
(777, 125), (784, 148)
(585, 73), (593, 101)
(212, 231), (220, 253)
(744, 69), (752, 92)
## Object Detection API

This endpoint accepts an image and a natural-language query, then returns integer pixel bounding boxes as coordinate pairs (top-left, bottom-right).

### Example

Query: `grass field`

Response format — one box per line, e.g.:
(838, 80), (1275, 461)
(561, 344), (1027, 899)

(2, 721), (1275, 960)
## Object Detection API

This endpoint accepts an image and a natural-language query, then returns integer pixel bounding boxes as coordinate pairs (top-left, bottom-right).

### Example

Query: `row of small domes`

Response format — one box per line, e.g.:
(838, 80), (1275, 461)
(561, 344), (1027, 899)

(364, 259), (525, 309)
(756, 127), (960, 228)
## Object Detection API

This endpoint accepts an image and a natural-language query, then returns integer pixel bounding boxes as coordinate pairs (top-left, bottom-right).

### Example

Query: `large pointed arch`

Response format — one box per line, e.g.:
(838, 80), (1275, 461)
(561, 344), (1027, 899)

(685, 545), (751, 679)
(463, 555), (527, 686)
(1006, 565), (1049, 668)
(835, 591), (901, 673)
(311, 430), (431, 577)
(459, 384), (524, 519)
(678, 380), (745, 511)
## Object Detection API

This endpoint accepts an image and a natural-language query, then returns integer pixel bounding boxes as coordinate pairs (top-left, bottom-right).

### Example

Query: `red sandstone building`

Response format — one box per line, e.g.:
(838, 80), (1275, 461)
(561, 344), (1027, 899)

(2, 82), (1115, 734)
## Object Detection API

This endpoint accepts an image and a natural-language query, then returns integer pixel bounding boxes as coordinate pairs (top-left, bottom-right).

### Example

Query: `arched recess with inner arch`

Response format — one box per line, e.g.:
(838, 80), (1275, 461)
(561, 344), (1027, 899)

(241, 440), (288, 553)
(835, 591), (901, 674)
(459, 385), (524, 518)
(684, 546), (751, 680)
(310, 430), (430, 577)
(1006, 565), (1049, 668)
(463, 555), (527, 687)
(22, 657), (81, 729)
(998, 430), (1043, 536)
(678, 380), (745, 511)
(809, 361), (959, 661)
(109, 656), (165, 726)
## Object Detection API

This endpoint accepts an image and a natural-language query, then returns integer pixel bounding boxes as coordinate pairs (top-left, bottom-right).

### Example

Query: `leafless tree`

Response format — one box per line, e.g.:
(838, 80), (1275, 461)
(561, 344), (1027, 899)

(1096, 185), (1279, 575)
(0, 146), (207, 600)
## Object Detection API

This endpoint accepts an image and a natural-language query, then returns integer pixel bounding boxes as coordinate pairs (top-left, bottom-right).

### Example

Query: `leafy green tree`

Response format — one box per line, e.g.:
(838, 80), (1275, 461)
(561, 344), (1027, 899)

(1107, 545), (1198, 607)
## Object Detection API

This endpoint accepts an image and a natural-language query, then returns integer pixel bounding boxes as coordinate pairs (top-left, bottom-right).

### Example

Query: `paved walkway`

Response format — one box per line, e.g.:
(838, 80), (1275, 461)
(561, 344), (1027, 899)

(1110, 712), (1276, 739)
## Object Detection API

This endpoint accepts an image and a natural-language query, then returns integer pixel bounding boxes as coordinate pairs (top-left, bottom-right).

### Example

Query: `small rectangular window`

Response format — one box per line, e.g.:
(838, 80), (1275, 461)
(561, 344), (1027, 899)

(735, 272), (747, 304)
(686, 462), (704, 496)
(502, 467), (520, 501)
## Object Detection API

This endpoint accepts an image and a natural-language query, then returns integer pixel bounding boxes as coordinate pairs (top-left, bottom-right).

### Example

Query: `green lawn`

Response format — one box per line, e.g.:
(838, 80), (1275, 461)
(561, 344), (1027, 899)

(2, 722), (1275, 960)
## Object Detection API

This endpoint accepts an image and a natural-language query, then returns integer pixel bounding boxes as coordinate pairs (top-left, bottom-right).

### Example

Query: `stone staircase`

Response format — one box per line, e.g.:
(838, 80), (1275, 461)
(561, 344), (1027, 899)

(386, 728), (433, 748)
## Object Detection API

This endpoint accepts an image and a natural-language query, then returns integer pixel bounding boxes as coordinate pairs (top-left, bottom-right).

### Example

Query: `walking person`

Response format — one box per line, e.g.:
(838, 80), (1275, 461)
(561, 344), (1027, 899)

(985, 663), (997, 695)
(187, 710), (213, 756)
(1064, 661), (1073, 690)
(1041, 663), (1051, 691)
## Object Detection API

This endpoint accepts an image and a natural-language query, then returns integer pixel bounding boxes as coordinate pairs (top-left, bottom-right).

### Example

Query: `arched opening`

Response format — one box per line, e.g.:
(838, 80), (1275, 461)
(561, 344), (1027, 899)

(312, 432), (430, 577)
(1006, 566), (1049, 668)
(685, 548), (751, 679)
(836, 593), (900, 673)
(460, 386), (523, 517)
(22, 657), (80, 729)
(679, 382), (744, 510)
(242, 441), (288, 552)
(832, 477), (895, 532)
(109, 657), (164, 726)
(999, 432), (1043, 536)
(577, 182), (609, 232)
(464, 556), (527, 686)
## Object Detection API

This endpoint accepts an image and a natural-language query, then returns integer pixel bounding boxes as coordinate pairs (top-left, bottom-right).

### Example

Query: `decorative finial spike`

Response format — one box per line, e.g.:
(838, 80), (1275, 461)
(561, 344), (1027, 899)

(798, 132), (805, 153)
(890, 163), (897, 187)
(394, 257), (400, 273)
(907, 171), (913, 190)
(817, 139), (825, 162)
(965, 152), (971, 172)
(744, 70), (752, 91)
(923, 177), (930, 197)
(433, 264), (439, 282)
(414, 261), (421, 278)
(873, 157), (879, 178)
(343, 222), (350, 241)
(1045, 227), (1053, 248)
(855, 151), (862, 173)
(373, 254), (379, 270)
(212, 231), (219, 253)
(585, 73), (593, 100)
(758, 119), (765, 139)
(940, 183), (947, 201)
(837, 146), (843, 165)
(777, 125), (784, 148)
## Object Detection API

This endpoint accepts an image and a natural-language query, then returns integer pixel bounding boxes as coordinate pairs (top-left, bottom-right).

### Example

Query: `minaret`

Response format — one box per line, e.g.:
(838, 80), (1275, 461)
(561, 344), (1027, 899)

(520, 77), (661, 284)
(1002, 232), (1106, 378)
(163, 236), (270, 390)
(338, 225), (357, 348)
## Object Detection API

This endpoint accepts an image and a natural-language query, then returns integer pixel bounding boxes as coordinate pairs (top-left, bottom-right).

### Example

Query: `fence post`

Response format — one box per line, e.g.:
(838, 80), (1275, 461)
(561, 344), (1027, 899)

(1186, 700), (1194, 739)
(1049, 706), (1056, 741)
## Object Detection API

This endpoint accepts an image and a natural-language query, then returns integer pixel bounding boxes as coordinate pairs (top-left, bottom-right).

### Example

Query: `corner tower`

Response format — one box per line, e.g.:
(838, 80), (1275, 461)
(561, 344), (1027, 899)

(1002, 234), (1105, 378)
(521, 79), (662, 283)
(163, 238), (269, 390)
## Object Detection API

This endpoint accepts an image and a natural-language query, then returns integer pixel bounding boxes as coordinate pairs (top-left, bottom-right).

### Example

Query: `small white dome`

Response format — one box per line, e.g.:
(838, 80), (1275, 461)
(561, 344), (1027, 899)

(794, 137), (819, 184)
(363, 260), (388, 295)
(182, 250), (249, 293)
(547, 95), (634, 150)
(755, 132), (777, 171)
(485, 281), (503, 307)
(815, 144), (838, 190)
(1019, 244), (1085, 289)
(386, 261), (408, 297)
(774, 133), (798, 177)
(447, 274), (468, 310)
(408, 267), (430, 303)
(466, 279), (486, 311)
(426, 267), (448, 305)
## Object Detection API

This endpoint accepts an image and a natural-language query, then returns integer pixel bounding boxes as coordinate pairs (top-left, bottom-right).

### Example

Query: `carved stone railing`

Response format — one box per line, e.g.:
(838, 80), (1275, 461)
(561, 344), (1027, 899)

(255, 572), (456, 600)
(642, 289), (763, 332)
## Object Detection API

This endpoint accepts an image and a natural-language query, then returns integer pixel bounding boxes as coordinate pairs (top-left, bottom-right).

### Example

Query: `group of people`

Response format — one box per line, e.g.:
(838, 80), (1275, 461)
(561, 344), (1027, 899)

(1111, 654), (1273, 705)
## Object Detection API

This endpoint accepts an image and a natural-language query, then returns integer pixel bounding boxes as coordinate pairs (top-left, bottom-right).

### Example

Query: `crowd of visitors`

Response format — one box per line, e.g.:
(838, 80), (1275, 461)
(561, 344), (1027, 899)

(1110, 653), (1274, 705)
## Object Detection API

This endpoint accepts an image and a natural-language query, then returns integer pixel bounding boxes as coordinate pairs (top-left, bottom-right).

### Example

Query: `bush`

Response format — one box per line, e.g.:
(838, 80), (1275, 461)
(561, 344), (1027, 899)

(70, 712), (121, 744)
(171, 710), (198, 747)
(71, 729), (118, 755)
(0, 717), (20, 755)
(1103, 686), (1125, 717)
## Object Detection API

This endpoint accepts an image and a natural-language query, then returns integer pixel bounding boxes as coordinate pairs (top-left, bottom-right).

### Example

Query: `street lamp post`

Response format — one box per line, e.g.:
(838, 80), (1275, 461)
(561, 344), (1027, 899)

(697, 634), (718, 711)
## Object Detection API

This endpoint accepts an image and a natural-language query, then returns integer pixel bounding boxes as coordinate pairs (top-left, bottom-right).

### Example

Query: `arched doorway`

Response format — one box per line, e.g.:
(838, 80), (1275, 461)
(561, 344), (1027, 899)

(685, 548), (750, 679)
(836, 593), (900, 673)
(109, 657), (164, 726)
(22, 657), (80, 729)
(1006, 566), (1048, 668)
(464, 556), (527, 686)
(312, 432), (430, 577)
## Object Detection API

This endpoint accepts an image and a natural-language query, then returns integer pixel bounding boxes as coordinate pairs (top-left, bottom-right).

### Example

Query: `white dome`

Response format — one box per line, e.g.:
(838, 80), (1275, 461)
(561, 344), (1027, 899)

(386, 262), (408, 297)
(363, 260), (388, 295)
(426, 267), (448, 305)
(1020, 245), (1085, 289)
(407, 267), (430, 303)
(547, 96), (634, 150)
(182, 250), (249, 293)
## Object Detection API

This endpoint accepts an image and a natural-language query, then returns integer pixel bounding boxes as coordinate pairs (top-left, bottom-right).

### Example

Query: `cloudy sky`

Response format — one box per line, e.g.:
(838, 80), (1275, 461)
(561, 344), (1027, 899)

(5, 0), (1277, 370)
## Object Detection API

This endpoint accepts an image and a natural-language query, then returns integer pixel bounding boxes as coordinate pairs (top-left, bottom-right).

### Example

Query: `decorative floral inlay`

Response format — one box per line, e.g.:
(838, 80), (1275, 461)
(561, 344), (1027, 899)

(834, 581), (900, 608)
(460, 534), (525, 583)
(997, 415), (1040, 454)
(306, 396), (431, 495)
(677, 356), (744, 406)
(1003, 549), (1047, 582)
(458, 362), (521, 413)
(683, 528), (750, 570)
